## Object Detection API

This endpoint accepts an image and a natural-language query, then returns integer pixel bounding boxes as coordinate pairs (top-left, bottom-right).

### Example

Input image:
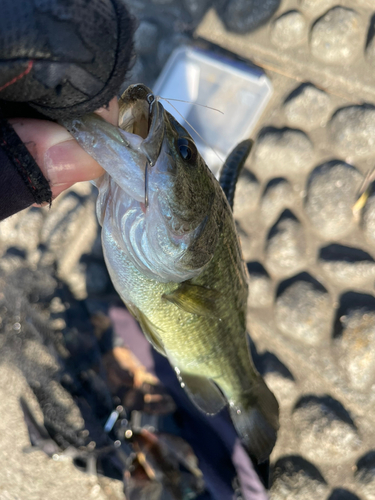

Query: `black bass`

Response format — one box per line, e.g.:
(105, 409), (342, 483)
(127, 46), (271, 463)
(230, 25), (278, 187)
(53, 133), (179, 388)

(64, 84), (279, 463)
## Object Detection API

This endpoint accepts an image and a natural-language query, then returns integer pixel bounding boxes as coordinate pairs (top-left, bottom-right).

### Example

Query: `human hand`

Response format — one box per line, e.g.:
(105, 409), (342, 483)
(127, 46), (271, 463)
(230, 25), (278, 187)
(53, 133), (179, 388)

(9, 97), (119, 200)
(0, 0), (134, 220)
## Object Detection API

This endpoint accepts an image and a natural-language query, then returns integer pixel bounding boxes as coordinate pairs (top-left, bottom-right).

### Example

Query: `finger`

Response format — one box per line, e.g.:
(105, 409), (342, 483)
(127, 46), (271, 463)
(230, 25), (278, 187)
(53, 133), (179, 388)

(9, 97), (119, 201)
(10, 119), (104, 199)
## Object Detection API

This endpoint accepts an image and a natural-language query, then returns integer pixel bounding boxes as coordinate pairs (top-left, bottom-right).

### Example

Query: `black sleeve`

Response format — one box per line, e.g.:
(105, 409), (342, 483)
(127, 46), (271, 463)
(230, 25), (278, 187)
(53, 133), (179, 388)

(0, 116), (52, 221)
(0, 152), (39, 221)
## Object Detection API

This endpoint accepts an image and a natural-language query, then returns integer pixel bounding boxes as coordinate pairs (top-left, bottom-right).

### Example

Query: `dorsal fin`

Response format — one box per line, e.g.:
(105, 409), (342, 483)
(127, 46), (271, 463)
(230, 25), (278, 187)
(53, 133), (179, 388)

(219, 139), (253, 209)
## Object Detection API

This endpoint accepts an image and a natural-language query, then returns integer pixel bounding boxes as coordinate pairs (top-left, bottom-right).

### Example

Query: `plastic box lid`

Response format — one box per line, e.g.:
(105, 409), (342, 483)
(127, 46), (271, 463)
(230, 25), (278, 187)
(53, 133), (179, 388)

(153, 45), (273, 176)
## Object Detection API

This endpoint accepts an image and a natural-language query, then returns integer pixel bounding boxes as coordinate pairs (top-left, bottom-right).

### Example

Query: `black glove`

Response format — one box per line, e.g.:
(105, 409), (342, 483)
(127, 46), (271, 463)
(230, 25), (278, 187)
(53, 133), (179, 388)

(0, 0), (135, 120)
(0, 0), (135, 220)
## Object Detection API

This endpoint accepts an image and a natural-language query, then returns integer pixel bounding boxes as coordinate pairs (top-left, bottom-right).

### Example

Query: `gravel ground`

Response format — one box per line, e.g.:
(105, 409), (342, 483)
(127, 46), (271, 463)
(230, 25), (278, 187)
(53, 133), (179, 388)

(1, 0), (375, 498)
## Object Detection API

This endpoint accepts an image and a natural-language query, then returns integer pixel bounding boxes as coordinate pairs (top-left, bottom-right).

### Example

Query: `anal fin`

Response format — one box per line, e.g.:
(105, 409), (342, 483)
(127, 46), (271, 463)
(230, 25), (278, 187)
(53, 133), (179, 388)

(175, 370), (226, 415)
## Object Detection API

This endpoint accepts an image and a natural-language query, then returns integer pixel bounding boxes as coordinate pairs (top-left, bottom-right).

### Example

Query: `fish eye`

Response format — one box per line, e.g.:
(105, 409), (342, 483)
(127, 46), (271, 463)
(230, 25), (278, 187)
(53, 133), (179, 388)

(179, 144), (191, 160)
(177, 138), (196, 162)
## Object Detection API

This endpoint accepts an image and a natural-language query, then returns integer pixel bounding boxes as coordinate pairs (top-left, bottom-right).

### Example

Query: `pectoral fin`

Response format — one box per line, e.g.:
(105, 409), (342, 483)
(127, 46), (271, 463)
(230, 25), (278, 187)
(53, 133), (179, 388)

(127, 304), (166, 357)
(162, 283), (221, 318)
(175, 370), (226, 415)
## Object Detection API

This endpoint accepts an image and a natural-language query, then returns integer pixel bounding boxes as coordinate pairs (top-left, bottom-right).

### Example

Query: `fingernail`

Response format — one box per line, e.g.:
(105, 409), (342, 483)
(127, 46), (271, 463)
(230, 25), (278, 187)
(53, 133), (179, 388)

(44, 139), (103, 186)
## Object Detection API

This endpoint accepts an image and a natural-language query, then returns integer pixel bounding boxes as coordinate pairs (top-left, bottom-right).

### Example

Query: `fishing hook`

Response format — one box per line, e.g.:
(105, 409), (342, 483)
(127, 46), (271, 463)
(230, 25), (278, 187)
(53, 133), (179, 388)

(143, 92), (155, 209)
(146, 92), (155, 112)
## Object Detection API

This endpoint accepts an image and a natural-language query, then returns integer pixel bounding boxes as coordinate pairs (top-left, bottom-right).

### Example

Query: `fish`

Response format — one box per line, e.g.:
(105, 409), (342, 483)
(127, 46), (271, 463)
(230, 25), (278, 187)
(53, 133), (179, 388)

(63, 84), (279, 463)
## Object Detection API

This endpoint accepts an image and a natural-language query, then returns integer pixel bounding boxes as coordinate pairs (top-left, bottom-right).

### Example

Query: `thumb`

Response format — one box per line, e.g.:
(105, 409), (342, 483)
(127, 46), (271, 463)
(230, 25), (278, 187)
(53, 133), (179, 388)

(9, 96), (119, 200)
(9, 97), (119, 198)
(10, 118), (105, 199)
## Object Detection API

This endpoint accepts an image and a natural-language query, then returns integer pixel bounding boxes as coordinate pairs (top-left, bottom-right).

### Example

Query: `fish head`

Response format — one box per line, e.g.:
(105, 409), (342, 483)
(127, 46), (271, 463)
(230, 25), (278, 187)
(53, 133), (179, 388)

(119, 84), (217, 233)
(150, 109), (218, 238)
(118, 84), (221, 280)
(64, 84), (221, 282)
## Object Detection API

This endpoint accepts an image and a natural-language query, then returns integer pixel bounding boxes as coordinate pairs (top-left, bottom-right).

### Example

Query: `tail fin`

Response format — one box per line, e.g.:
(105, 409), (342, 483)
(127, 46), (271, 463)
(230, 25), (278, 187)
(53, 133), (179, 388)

(229, 378), (279, 464)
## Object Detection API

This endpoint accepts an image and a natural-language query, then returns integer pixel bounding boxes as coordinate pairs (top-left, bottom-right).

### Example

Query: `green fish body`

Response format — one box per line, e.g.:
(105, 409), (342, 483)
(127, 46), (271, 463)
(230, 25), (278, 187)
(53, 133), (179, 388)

(64, 84), (279, 463)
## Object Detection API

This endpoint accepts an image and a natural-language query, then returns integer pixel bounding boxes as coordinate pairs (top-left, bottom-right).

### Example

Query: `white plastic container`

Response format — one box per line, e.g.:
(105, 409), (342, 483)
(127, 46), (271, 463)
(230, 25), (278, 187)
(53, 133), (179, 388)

(153, 45), (273, 176)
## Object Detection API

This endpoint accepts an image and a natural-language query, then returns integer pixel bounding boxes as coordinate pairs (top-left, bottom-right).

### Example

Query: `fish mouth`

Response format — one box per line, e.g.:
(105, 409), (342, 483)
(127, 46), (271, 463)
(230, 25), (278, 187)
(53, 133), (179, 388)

(119, 83), (165, 167)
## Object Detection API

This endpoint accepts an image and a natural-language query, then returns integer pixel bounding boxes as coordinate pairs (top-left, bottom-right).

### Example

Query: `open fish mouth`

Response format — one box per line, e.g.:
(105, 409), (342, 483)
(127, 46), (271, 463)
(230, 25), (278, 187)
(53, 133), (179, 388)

(118, 83), (165, 168)
(118, 83), (152, 138)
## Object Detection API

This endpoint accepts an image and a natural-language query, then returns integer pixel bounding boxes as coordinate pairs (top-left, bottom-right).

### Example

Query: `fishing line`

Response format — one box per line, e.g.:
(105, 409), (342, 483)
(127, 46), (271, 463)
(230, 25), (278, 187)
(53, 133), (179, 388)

(158, 96), (224, 165)
(158, 97), (224, 115)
